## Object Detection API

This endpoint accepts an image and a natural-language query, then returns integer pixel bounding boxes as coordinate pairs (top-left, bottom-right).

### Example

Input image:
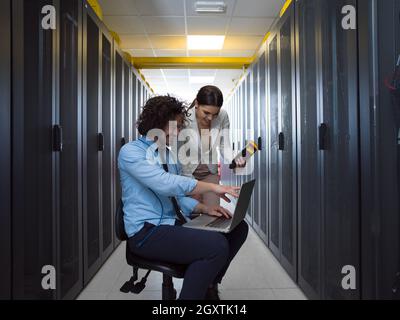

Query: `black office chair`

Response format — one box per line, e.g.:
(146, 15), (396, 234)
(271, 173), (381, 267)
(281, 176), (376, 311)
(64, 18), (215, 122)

(115, 199), (187, 300)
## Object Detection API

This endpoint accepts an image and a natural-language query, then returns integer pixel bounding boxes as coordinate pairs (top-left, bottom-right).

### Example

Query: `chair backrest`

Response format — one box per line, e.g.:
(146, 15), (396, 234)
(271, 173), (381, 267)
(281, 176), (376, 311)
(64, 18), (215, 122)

(115, 199), (128, 241)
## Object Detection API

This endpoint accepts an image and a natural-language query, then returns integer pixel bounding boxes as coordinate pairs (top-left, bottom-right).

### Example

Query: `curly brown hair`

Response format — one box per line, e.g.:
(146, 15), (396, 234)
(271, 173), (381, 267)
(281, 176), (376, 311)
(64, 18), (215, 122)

(137, 96), (190, 136)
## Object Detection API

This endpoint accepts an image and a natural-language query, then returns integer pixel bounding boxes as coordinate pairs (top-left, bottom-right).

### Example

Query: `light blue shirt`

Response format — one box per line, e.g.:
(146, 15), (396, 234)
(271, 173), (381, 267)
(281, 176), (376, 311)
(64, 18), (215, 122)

(118, 137), (199, 238)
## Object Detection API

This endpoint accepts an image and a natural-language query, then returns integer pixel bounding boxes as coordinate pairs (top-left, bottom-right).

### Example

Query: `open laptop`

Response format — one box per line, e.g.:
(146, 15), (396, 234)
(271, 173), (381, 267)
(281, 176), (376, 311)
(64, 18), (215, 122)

(183, 180), (256, 233)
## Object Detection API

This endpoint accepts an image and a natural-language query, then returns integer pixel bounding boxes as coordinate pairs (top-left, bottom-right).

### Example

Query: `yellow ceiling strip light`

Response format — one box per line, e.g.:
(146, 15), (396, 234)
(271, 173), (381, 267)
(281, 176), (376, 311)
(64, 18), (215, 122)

(132, 57), (253, 70)
(87, 0), (104, 20)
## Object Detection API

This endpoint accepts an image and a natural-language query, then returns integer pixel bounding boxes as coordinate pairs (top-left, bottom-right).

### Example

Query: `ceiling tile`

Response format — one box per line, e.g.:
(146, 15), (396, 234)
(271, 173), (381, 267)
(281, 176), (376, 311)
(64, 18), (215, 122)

(149, 36), (187, 49)
(134, 0), (185, 16)
(233, 0), (285, 17)
(125, 49), (155, 57)
(142, 17), (186, 35)
(189, 69), (217, 77)
(119, 35), (152, 49)
(103, 16), (145, 34)
(187, 17), (228, 35)
(98, 0), (139, 16)
(223, 36), (263, 50)
(220, 49), (255, 57)
(188, 50), (221, 57)
(155, 49), (187, 57)
(228, 17), (275, 36)
(162, 69), (190, 78)
(185, 0), (236, 16)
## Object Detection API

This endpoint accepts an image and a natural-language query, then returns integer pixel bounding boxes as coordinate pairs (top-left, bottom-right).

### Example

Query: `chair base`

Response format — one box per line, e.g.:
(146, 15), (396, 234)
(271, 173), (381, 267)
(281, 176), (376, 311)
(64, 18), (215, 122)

(120, 266), (178, 300)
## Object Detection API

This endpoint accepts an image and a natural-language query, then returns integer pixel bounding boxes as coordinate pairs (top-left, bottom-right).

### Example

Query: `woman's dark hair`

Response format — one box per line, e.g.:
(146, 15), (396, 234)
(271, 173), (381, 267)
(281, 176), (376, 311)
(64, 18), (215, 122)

(190, 85), (224, 109)
(137, 95), (189, 136)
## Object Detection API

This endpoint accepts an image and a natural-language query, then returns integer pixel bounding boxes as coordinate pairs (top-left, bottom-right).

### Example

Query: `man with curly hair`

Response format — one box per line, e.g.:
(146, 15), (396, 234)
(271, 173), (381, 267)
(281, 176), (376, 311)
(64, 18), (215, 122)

(118, 95), (249, 300)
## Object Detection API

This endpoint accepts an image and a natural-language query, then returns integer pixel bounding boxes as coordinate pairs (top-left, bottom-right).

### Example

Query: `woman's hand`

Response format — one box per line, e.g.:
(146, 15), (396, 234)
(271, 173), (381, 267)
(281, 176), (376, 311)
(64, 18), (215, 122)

(205, 205), (232, 219)
(235, 157), (247, 168)
(212, 185), (240, 203)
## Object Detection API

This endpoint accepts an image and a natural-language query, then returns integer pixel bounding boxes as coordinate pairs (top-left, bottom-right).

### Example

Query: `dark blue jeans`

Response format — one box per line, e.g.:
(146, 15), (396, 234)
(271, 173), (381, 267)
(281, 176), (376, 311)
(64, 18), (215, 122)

(128, 221), (249, 300)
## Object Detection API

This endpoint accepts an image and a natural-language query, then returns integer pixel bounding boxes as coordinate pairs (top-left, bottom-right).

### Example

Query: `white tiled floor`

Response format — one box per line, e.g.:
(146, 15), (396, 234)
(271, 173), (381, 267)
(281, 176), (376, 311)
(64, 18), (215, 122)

(77, 228), (307, 300)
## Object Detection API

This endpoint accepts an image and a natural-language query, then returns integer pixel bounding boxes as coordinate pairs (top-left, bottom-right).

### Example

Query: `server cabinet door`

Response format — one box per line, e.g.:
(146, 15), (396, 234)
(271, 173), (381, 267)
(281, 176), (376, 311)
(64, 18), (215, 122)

(245, 73), (252, 223)
(374, 0), (400, 300)
(296, 0), (321, 299)
(12, 0), (56, 299)
(101, 33), (114, 259)
(253, 61), (261, 231)
(279, 7), (297, 280)
(137, 79), (142, 112)
(359, 0), (400, 300)
(59, 0), (83, 299)
(123, 63), (131, 143)
(131, 73), (137, 140)
(319, 0), (359, 299)
(83, 10), (102, 282)
(268, 34), (280, 257)
(259, 52), (268, 243)
(0, 0), (11, 299)
(115, 52), (124, 203)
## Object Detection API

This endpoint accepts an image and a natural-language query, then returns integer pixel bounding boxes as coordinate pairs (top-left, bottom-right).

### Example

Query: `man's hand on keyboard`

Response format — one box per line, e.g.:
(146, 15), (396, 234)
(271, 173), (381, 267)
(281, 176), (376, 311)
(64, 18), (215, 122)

(205, 205), (232, 219)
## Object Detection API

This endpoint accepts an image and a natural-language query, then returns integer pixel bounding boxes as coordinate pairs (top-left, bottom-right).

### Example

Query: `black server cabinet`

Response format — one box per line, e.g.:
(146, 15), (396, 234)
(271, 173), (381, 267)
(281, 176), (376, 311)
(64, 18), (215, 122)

(114, 50), (124, 205)
(319, 0), (359, 300)
(12, 0), (83, 299)
(101, 32), (114, 257)
(267, 32), (280, 259)
(59, 0), (83, 299)
(131, 72), (137, 140)
(259, 52), (268, 243)
(279, 5), (297, 280)
(245, 73), (252, 223)
(267, 7), (297, 279)
(12, 0), (58, 300)
(82, 4), (114, 283)
(359, 0), (400, 300)
(124, 62), (131, 143)
(295, 0), (322, 299)
(253, 61), (261, 233)
(137, 78), (142, 113)
(296, 0), (359, 299)
(0, 0), (11, 300)
(83, 6), (102, 282)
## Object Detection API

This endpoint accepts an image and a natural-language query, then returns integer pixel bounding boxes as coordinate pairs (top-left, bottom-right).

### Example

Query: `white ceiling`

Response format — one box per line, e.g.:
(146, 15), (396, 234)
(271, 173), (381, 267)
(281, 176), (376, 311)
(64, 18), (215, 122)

(140, 68), (244, 102)
(97, 0), (285, 102)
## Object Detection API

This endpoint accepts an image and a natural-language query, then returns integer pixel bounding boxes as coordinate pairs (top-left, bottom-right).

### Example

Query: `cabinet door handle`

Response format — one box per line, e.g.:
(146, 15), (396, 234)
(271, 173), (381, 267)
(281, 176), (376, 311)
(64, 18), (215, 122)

(52, 125), (63, 152)
(278, 132), (285, 151)
(233, 142), (235, 150)
(98, 133), (104, 151)
(319, 123), (328, 150)
(258, 137), (263, 151)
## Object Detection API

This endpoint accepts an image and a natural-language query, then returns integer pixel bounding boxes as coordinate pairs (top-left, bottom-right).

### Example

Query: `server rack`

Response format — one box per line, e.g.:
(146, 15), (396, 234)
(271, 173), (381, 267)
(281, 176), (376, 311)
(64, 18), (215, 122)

(58, 0), (84, 299)
(359, 0), (400, 300)
(12, 0), (59, 300)
(259, 51), (268, 244)
(82, 2), (114, 284)
(0, 0), (12, 300)
(296, 0), (359, 299)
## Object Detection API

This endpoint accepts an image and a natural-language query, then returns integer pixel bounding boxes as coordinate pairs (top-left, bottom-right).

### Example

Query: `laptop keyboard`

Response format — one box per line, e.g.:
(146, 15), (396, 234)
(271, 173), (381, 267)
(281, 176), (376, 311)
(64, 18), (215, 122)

(206, 218), (230, 229)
